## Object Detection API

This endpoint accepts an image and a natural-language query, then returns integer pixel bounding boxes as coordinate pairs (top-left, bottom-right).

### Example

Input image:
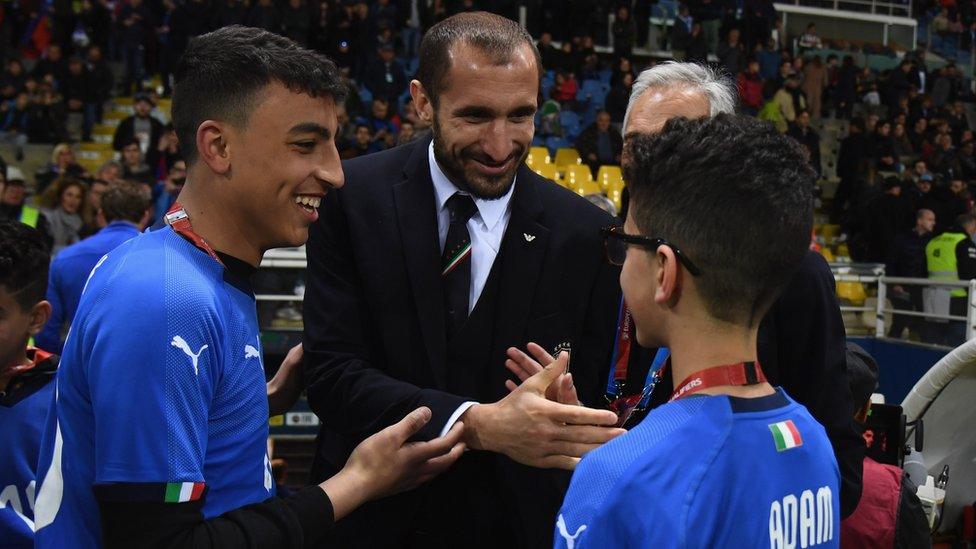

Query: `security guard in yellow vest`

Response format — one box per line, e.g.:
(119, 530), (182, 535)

(925, 213), (976, 345)
(0, 166), (52, 249)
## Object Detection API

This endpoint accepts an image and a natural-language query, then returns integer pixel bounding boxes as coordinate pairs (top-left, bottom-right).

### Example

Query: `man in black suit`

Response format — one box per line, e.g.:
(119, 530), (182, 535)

(303, 12), (624, 548)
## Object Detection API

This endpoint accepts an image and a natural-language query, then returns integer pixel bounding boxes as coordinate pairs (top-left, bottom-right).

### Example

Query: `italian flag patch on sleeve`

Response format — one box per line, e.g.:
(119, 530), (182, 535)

(769, 420), (803, 452)
(165, 482), (206, 503)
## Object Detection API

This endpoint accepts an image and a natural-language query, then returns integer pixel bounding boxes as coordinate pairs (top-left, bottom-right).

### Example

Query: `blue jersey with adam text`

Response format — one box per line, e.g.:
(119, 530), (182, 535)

(555, 389), (840, 549)
(33, 227), (273, 549)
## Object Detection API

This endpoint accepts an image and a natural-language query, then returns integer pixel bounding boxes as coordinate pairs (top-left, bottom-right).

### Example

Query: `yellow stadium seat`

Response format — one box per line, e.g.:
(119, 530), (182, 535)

(818, 247), (835, 262)
(563, 164), (592, 187)
(836, 281), (867, 306)
(553, 148), (582, 169)
(573, 179), (602, 197)
(818, 224), (841, 244)
(526, 146), (550, 169)
(595, 165), (624, 192)
(533, 163), (560, 184)
(113, 97), (134, 106)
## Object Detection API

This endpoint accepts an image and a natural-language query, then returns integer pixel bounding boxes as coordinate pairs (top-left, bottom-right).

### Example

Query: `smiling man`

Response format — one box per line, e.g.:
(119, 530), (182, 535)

(33, 26), (464, 549)
(303, 11), (625, 548)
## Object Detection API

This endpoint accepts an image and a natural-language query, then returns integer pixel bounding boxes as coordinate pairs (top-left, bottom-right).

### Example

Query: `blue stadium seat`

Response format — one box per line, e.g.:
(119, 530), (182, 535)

(359, 87), (373, 105)
(546, 136), (570, 154)
(598, 69), (612, 86)
(579, 80), (609, 110)
(559, 111), (581, 140)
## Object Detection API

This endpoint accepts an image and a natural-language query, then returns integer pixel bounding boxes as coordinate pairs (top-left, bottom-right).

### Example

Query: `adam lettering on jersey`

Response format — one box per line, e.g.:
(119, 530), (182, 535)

(769, 486), (835, 548)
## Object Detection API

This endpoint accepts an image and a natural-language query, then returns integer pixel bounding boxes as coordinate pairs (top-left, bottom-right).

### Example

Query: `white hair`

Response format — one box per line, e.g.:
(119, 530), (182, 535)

(623, 62), (736, 131)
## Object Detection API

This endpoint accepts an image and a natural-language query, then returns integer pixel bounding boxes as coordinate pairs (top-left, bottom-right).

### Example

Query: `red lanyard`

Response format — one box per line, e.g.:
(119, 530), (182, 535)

(669, 361), (766, 402)
(165, 202), (224, 267)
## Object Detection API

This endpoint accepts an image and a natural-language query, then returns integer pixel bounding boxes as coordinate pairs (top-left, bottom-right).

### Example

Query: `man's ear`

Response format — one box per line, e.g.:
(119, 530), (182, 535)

(195, 120), (232, 176)
(410, 80), (434, 124)
(29, 300), (52, 336)
(653, 245), (682, 309)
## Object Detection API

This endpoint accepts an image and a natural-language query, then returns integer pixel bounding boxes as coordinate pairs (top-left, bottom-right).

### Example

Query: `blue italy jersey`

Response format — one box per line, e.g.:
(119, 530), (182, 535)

(555, 388), (840, 549)
(0, 351), (57, 549)
(33, 227), (273, 549)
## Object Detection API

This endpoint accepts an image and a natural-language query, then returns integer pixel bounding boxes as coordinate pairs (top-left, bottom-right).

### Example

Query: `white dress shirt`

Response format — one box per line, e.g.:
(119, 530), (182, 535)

(428, 142), (516, 436)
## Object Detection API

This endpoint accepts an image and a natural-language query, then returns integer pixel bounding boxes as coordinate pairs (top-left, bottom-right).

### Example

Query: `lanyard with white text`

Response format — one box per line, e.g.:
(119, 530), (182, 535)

(669, 361), (767, 402)
(606, 296), (670, 426)
(165, 202), (224, 267)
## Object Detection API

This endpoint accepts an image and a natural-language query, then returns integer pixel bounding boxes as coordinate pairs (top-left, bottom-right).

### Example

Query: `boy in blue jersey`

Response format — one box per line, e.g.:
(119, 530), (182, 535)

(33, 26), (465, 549)
(0, 220), (56, 549)
(551, 115), (841, 548)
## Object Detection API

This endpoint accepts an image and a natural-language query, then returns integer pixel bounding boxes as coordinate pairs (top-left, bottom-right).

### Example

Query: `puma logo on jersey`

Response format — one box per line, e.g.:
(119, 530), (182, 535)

(244, 345), (260, 359)
(769, 486), (834, 548)
(171, 336), (208, 375)
(556, 515), (586, 549)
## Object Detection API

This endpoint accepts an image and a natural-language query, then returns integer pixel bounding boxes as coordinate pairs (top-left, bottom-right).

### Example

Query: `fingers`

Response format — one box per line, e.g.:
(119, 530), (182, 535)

(505, 379), (519, 393)
(388, 406), (433, 445)
(545, 399), (619, 426)
(551, 424), (627, 445)
(504, 357), (534, 383)
(505, 347), (543, 379)
(547, 441), (604, 459)
(557, 373), (580, 406)
(403, 421), (464, 461)
(536, 455), (580, 470)
(526, 342), (556, 366)
(521, 352), (569, 392)
(417, 441), (466, 476)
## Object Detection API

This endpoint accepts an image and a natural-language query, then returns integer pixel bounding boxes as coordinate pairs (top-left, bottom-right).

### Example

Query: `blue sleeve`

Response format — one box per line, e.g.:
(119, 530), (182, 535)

(35, 259), (65, 354)
(83, 277), (223, 485)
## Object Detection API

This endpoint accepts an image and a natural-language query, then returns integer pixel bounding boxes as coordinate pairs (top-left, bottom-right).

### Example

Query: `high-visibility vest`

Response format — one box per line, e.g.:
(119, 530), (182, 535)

(926, 231), (968, 298)
(19, 205), (40, 228)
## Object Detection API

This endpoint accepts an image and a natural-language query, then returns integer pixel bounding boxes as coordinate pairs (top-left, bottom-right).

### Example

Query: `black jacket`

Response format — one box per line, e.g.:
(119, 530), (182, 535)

(112, 114), (165, 169)
(302, 136), (621, 547)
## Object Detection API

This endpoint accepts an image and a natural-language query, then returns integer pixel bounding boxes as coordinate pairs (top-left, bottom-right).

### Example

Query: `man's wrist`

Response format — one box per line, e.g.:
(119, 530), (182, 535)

(458, 403), (493, 452)
(320, 467), (370, 522)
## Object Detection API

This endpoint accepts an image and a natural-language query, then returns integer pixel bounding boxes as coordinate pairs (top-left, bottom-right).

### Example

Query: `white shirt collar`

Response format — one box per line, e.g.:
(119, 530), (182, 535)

(428, 141), (515, 232)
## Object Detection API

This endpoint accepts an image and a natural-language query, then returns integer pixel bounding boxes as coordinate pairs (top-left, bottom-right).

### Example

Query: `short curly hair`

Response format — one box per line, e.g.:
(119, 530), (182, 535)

(624, 114), (815, 326)
(0, 220), (50, 309)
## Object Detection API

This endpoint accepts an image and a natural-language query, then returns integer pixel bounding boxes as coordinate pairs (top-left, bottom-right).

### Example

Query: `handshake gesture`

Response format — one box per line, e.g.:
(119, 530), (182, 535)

(460, 343), (625, 470)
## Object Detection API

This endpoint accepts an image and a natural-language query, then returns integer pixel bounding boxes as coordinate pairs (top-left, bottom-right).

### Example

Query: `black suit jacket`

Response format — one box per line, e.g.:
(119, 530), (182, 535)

(303, 137), (621, 547)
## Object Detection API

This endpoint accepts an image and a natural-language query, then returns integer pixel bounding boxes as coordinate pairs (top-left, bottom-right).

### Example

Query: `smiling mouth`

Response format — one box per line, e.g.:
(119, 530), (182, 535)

(293, 195), (322, 213)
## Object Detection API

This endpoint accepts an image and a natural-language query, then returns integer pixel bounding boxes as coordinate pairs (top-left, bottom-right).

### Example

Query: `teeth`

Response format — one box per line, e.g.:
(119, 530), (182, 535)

(293, 196), (321, 208)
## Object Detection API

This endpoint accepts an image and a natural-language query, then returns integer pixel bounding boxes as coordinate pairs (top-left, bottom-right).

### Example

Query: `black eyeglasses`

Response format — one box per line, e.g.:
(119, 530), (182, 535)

(600, 226), (703, 276)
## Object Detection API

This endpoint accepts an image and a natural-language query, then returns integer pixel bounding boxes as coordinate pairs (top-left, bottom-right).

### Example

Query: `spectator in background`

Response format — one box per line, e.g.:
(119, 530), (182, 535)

(36, 181), (150, 354)
(874, 120), (901, 173)
(95, 160), (123, 186)
(887, 60), (914, 110)
(931, 134), (962, 180)
(400, 0), (429, 60)
(866, 176), (914, 263)
(112, 93), (165, 171)
(576, 110), (622, 173)
(364, 44), (407, 102)
(694, 0), (723, 54)
(606, 72), (633, 124)
(612, 5), (636, 60)
(86, 46), (112, 124)
(118, 0), (154, 94)
(798, 22), (823, 52)
(958, 140), (976, 180)
(537, 31), (560, 70)
(947, 101), (970, 143)
(840, 344), (932, 548)
(552, 70), (579, 108)
(0, 92), (30, 160)
(358, 97), (398, 149)
(341, 124), (381, 158)
(119, 139), (155, 187)
(834, 117), (869, 222)
(31, 44), (67, 88)
(772, 76), (799, 132)
(27, 84), (68, 144)
(155, 124), (182, 177)
(59, 57), (95, 142)
(671, 5), (693, 61)
(886, 209), (936, 338)
(788, 110), (821, 175)
(38, 178), (86, 256)
(717, 28), (745, 78)
(153, 159), (186, 225)
(892, 122), (914, 158)
(79, 177), (109, 238)
(35, 143), (85, 195)
(908, 117), (929, 153)
(737, 60), (764, 116)
(396, 120), (419, 145)
(685, 22), (709, 64)
(0, 167), (53, 248)
(1, 59), (28, 96)
(802, 55), (828, 120)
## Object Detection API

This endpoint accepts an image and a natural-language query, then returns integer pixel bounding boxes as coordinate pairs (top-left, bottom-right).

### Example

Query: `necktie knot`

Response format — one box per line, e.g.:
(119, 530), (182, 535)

(446, 193), (478, 225)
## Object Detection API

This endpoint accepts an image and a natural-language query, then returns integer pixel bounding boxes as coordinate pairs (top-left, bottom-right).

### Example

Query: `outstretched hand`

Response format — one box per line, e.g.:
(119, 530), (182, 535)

(505, 343), (580, 406)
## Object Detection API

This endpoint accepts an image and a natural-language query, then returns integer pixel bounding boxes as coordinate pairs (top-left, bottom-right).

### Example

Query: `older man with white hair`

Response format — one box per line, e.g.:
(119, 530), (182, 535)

(622, 62), (864, 519)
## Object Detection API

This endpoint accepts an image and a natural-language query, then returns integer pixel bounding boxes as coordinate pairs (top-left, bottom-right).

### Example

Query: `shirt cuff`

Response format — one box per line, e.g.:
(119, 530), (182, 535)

(440, 401), (478, 438)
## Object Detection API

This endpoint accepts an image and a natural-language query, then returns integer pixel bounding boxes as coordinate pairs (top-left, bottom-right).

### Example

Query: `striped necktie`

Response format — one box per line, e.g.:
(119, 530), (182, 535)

(442, 193), (478, 338)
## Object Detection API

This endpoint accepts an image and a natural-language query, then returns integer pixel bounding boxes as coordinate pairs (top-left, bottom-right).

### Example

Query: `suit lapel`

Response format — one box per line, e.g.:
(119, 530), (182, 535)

(493, 168), (551, 353)
(392, 138), (449, 387)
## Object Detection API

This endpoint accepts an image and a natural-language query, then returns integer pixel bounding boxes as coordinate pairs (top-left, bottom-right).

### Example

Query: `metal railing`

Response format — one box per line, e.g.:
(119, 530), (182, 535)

(783, 0), (912, 17)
